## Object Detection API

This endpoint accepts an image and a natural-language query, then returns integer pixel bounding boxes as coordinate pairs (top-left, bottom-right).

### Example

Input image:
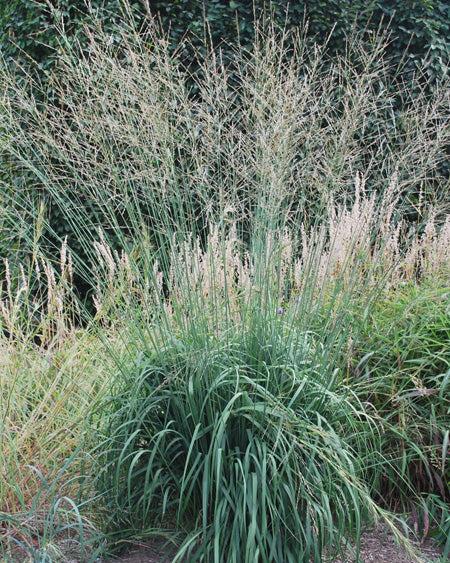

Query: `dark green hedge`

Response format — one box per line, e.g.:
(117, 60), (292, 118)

(0, 1), (142, 80)
(152, 0), (449, 82)
(1, 1), (448, 83)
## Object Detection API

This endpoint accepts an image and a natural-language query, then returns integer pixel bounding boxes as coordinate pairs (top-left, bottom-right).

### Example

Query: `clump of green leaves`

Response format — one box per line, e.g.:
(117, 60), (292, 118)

(95, 318), (385, 562)
(349, 280), (450, 514)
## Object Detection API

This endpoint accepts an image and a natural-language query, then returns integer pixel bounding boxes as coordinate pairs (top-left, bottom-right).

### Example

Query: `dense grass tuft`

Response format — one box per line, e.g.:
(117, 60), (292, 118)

(96, 320), (383, 561)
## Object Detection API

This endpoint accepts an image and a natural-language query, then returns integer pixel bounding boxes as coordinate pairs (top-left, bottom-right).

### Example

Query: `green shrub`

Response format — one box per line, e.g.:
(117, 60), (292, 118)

(2, 1), (448, 83)
(153, 0), (449, 82)
(350, 280), (450, 509)
(0, 1), (141, 78)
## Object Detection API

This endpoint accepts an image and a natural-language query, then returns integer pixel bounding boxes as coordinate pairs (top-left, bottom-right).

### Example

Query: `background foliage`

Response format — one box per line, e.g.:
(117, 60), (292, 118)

(1, 1), (448, 83)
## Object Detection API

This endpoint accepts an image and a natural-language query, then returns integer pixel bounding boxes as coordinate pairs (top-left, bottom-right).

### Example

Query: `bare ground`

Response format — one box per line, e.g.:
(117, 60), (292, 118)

(333, 524), (443, 562)
(109, 525), (443, 563)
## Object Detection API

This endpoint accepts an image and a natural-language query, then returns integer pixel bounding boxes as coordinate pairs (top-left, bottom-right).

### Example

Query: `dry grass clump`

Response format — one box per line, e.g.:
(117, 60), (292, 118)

(0, 253), (129, 517)
(1, 332), (104, 507)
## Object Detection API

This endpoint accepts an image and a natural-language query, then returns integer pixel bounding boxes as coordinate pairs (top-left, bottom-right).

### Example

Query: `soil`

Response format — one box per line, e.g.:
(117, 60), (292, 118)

(108, 525), (444, 563)
(333, 524), (443, 563)
(107, 539), (173, 563)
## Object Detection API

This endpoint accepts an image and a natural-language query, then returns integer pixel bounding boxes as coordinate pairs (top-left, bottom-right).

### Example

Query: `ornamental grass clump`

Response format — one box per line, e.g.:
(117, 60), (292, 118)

(1, 8), (449, 561)
(95, 318), (383, 562)
(1, 14), (448, 274)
